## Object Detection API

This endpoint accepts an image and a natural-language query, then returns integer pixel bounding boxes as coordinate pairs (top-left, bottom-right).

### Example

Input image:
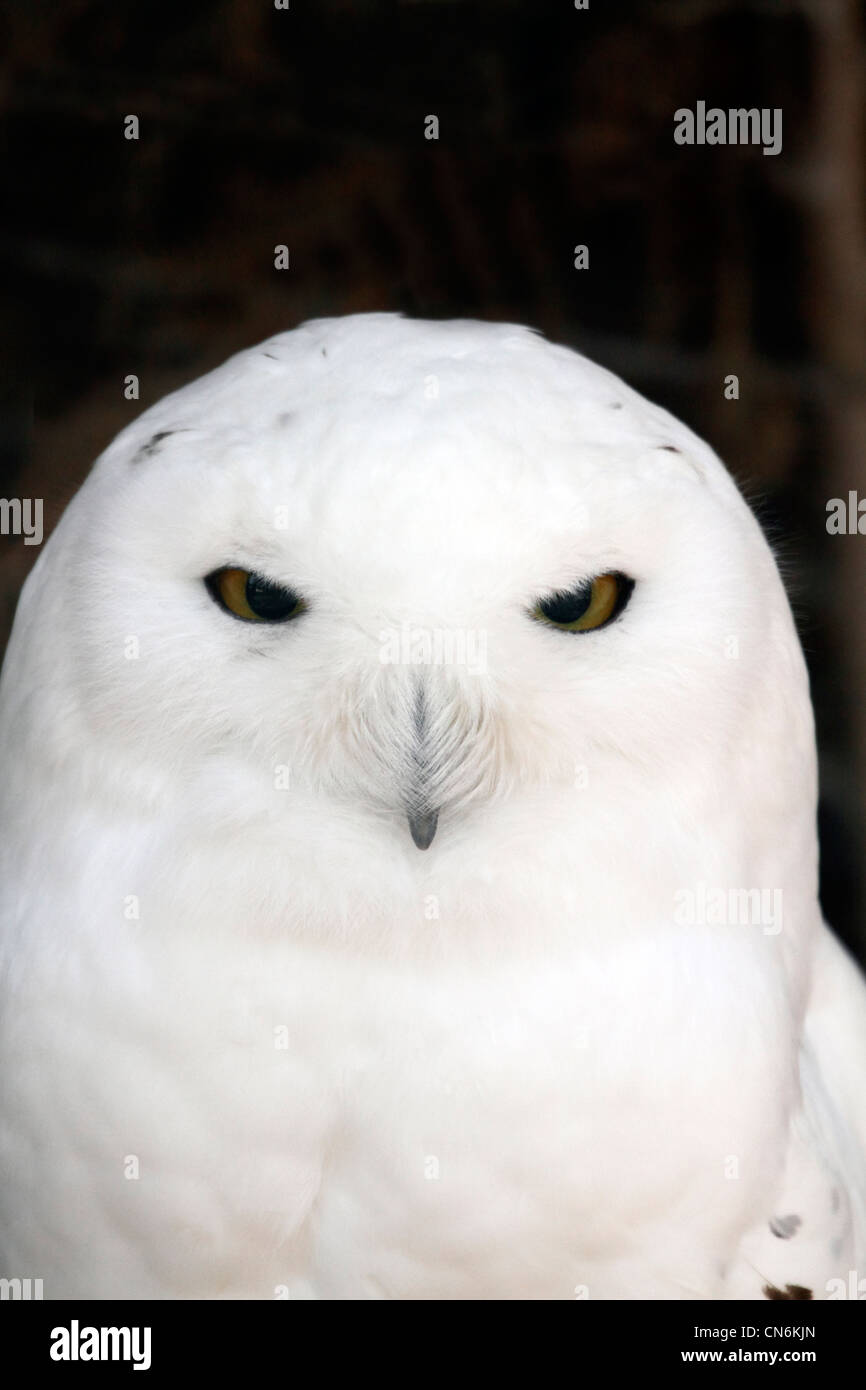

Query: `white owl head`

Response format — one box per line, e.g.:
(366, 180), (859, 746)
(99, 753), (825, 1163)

(8, 314), (816, 878)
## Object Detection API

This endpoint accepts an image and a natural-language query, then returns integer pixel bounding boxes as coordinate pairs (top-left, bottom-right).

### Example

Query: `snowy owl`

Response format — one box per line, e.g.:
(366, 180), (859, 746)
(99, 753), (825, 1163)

(1, 313), (864, 1301)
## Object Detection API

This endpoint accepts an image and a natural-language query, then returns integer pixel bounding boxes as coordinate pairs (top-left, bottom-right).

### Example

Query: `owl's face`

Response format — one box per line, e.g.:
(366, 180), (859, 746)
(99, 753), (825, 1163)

(38, 316), (811, 860)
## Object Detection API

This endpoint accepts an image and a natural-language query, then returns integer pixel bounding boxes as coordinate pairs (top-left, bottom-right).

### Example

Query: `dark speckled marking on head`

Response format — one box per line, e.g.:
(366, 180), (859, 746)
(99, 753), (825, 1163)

(770, 1214), (802, 1240)
(763, 1282), (813, 1300)
(659, 445), (681, 453)
(262, 352), (278, 360)
(609, 401), (623, 410)
(321, 346), (327, 356)
(276, 412), (295, 427)
(132, 430), (177, 464)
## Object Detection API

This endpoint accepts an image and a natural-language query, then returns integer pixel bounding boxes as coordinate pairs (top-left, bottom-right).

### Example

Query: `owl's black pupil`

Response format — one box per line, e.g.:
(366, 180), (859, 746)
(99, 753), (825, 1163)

(245, 574), (299, 619)
(539, 582), (593, 625)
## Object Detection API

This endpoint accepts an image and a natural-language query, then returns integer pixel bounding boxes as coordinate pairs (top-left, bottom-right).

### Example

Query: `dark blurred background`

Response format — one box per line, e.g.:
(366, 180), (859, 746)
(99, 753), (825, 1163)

(1, 0), (864, 955)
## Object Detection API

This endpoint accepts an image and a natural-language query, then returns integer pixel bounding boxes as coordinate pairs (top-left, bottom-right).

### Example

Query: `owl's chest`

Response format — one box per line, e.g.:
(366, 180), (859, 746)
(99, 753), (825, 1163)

(130, 924), (786, 1297)
(4, 892), (790, 1298)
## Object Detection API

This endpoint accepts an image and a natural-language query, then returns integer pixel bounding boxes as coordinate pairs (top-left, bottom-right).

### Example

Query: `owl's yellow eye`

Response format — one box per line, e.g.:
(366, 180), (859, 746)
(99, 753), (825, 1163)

(532, 573), (633, 632)
(206, 568), (307, 623)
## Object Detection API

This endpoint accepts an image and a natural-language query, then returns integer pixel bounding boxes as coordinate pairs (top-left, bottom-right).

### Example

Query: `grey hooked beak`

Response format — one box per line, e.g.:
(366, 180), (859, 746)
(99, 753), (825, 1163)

(408, 808), (439, 851)
(406, 680), (439, 850)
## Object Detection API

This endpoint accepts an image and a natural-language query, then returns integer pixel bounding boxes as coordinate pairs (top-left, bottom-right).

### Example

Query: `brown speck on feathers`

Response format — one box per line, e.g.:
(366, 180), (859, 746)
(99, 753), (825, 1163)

(763, 1282), (813, 1300)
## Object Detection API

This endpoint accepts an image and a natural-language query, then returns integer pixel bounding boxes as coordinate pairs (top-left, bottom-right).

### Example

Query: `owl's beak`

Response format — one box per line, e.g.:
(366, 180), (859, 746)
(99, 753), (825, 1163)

(407, 808), (439, 850)
(406, 681), (438, 849)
